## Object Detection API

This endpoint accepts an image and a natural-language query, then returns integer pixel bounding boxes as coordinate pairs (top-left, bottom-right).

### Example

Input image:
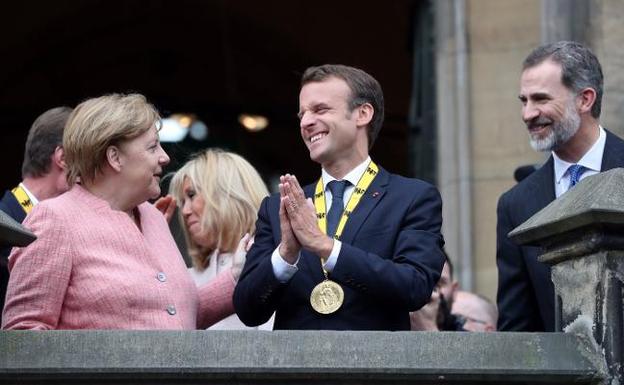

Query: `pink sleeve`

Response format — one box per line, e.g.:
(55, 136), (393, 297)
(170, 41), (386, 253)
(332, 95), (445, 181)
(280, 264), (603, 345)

(2, 205), (73, 330)
(195, 269), (236, 329)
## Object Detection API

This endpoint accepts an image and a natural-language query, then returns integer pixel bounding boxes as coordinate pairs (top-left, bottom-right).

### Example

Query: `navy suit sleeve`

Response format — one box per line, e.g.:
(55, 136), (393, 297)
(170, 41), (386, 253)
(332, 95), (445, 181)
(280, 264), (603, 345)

(233, 195), (285, 326)
(496, 192), (543, 331)
(330, 183), (445, 311)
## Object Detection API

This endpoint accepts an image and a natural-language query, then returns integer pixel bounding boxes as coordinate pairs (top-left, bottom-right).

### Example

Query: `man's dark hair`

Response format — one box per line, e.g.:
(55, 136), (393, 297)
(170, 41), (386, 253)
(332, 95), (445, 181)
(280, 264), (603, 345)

(22, 106), (72, 178)
(523, 41), (603, 119)
(301, 64), (384, 149)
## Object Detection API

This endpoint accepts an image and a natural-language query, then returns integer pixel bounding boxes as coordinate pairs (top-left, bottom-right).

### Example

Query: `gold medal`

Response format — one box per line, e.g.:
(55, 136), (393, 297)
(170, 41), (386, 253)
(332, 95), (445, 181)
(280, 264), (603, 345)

(310, 279), (344, 314)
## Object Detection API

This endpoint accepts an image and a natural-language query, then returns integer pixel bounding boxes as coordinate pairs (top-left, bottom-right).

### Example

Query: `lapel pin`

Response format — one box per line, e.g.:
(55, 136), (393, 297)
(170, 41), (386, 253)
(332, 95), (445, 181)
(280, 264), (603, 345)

(372, 191), (380, 198)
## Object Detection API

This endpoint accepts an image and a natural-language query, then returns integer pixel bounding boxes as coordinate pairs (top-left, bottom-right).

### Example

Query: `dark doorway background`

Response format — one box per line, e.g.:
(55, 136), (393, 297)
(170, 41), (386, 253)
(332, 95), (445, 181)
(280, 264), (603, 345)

(0, 0), (435, 192)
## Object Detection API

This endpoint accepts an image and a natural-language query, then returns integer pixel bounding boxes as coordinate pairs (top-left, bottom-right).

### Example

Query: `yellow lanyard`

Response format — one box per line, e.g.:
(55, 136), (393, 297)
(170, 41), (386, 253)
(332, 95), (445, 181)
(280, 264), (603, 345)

(314, 161), (379, 240)
(11, 185), (34, 214)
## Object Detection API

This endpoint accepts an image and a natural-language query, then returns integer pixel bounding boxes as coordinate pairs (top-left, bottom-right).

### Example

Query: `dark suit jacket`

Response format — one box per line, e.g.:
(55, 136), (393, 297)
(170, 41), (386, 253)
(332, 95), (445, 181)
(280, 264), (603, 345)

(233, 166), (445, 330)
(496, 130), (624, 332)
(0, 189), (27, 323)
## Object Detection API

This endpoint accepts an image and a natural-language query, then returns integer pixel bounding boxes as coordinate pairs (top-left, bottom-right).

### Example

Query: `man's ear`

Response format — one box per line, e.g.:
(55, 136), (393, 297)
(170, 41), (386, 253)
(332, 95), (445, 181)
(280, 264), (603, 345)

(356, 103), (374, 127)
(451, 281), (459, 300)
(106, 145), (122, 172)
(577, 87), (597, 115)
(53, 146), (66, 170)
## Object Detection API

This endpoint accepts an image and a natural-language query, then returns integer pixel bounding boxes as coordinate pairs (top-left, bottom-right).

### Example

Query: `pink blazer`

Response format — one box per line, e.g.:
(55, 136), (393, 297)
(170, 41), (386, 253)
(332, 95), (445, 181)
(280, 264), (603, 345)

(2, 185), (234, 330)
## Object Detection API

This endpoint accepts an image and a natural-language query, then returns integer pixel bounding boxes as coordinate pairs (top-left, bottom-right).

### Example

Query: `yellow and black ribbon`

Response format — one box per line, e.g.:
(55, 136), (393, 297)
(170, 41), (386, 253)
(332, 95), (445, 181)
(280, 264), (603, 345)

(314, 161), (378, 240)
(11, 185), (34, 214)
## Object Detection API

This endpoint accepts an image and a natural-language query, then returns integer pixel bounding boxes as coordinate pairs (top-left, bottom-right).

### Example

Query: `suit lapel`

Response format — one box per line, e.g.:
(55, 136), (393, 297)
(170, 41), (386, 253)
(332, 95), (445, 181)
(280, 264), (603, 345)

(298, 168), (389, 281)
(528, 157), (556, 213)
(2, 190), (27, 223)
(338, 167), (389, 245)
(601, 130), (624, 170)
(527, 130), (624, 210)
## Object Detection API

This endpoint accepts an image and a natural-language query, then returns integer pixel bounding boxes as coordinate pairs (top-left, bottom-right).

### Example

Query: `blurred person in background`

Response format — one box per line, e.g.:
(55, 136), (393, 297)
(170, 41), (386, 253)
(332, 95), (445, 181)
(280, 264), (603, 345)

(0, 106), (72, 325)
(169, 148), (273, 329)
(2, 93), (235, 330)
(452, 290), (497, 332)
(409, 254), (460, 331)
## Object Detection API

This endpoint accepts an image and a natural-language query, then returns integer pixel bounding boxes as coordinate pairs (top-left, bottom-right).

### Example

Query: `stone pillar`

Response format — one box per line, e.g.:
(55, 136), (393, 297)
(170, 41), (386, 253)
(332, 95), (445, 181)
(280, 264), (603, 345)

(509, 168), (624, 384)
(434, 0), (474, 289)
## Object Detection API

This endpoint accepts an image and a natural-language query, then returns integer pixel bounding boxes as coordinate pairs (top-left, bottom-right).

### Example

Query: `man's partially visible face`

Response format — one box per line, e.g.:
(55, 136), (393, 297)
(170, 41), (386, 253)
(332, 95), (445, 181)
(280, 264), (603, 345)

(451, 291), (496, 332)
(519, 59), (581, 152)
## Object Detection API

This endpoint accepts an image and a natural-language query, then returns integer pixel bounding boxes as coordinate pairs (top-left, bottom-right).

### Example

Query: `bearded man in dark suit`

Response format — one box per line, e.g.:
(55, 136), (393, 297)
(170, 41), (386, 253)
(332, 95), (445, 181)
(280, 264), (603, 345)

(497, 41), (624, 332)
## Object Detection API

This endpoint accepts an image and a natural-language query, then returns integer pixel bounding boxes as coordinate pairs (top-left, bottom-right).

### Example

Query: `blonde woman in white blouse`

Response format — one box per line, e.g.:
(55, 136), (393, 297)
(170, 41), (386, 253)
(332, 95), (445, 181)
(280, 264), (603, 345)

(169, 148), (274, 330)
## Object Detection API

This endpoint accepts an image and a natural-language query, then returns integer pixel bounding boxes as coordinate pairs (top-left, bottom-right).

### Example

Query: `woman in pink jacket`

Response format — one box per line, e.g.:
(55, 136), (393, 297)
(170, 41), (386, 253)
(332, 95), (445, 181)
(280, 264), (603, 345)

(2, 93), (238, 330)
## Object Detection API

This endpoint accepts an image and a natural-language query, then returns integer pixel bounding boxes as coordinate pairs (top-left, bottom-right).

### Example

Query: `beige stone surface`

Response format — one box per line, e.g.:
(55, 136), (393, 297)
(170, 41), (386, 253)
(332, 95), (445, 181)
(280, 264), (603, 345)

(469, 49), (546, 179)
(590, 0), (624, 137)
(467, 0), (542, 52)
(465, 0), (541, 298)
(468, 38), (544, 301)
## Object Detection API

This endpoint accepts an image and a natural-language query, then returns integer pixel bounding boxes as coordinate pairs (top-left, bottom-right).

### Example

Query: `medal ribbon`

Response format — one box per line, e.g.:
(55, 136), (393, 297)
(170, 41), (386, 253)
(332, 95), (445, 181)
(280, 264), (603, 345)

(314, 161), (379, 240)
(309, 161), (378, 314)
(11, 185), (34, 214)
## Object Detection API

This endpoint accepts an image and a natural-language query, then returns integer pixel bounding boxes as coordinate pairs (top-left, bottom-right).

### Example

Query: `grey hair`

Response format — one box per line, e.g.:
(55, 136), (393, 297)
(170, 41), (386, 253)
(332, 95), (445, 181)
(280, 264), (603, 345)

(523, 41), (603, 118)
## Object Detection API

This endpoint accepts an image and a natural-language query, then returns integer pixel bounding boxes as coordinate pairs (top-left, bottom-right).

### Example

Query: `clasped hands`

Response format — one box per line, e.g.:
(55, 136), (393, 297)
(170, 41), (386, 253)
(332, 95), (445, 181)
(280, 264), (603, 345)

(278, 174), (333, 265)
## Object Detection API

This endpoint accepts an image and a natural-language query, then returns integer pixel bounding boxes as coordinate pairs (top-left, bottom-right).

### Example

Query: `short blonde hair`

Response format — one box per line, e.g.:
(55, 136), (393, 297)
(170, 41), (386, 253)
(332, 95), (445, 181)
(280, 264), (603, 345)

(169, 149), (269, 270)
(63, 93), (160, 185)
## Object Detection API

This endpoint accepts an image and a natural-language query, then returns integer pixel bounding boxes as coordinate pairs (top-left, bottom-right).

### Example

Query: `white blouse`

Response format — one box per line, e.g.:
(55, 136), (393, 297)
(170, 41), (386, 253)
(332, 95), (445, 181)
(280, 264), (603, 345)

(189, 249), (274, 330)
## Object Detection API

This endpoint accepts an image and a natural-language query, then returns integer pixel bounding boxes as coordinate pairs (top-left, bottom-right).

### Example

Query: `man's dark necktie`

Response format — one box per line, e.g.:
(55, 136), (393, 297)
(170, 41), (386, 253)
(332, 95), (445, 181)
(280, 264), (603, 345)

(326, 180), (349, 238)
(567, 164), (586, 190)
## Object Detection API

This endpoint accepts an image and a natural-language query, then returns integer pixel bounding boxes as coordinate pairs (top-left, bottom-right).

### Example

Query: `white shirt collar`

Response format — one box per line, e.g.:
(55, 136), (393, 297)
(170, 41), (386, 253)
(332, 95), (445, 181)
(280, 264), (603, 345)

(553, 126), (605, 184)
(19, 182), (39, 205)
(321, 156), (372, 189)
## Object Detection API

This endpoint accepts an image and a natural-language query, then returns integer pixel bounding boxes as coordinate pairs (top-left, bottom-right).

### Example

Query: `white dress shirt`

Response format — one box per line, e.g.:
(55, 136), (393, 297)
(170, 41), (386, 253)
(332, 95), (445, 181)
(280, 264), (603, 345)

(553, 126), (605, 198)
(189, 249), (274, 330)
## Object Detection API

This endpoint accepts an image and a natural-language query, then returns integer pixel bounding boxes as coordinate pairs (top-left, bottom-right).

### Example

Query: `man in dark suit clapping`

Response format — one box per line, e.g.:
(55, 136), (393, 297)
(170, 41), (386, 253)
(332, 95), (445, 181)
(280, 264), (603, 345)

(234, 64), (445, 330)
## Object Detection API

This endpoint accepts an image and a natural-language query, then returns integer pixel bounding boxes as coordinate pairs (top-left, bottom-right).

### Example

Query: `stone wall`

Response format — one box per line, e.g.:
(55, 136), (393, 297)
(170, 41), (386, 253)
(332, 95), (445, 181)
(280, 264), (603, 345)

(435, 0), (543, 296)
(0, 330), (602, 384)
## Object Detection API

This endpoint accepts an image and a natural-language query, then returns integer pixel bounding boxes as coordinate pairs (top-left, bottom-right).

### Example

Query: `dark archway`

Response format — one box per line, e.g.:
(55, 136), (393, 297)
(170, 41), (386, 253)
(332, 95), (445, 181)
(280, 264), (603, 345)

(0, 0), (433, 190)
